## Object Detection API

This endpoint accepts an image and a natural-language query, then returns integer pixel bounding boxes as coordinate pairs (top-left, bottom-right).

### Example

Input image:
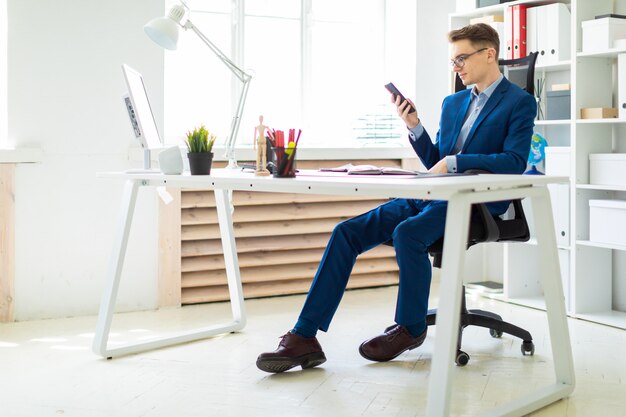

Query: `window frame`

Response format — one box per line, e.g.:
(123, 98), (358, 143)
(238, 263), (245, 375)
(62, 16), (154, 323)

(164, 0), (416, 147)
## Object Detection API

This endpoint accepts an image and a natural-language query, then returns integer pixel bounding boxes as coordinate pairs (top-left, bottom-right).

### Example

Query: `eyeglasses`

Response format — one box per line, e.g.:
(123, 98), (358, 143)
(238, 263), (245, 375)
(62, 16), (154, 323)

(449, 48), (488, 68)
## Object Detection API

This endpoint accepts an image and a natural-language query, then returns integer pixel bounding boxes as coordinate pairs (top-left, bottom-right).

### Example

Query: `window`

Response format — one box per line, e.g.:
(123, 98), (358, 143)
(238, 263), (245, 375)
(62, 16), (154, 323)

(0, 0), (7, 148)
(164, 0), (416, 147)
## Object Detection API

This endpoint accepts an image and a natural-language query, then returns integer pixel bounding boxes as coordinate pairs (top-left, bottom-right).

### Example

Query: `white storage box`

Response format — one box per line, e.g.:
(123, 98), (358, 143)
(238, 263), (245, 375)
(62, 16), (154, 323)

(589, 153), (626, 186)
(545, 146), (571, 176)
(589, 199), (626, 246)
(582, 17), (626, 53)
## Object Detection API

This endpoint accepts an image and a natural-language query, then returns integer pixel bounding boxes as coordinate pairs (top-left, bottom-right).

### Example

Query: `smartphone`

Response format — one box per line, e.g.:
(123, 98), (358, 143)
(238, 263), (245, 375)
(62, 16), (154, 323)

(384, 82), (416, 113)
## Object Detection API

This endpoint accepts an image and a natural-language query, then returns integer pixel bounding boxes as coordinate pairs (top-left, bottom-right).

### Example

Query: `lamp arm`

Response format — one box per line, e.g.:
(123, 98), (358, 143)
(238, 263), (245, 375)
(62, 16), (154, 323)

(223, 75), (251, 168)
(185, 20), (252, 169)
(186, 21), (250, 83)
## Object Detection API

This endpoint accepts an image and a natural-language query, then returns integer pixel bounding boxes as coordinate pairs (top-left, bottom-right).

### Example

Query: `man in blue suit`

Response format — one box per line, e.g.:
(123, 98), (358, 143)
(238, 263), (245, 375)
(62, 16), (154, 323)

(257, 23), (536, 373)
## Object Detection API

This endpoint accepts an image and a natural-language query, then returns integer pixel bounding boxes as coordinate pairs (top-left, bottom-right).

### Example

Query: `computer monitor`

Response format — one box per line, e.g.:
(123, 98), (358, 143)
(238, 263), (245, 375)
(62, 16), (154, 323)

(121, 64), (162, 169)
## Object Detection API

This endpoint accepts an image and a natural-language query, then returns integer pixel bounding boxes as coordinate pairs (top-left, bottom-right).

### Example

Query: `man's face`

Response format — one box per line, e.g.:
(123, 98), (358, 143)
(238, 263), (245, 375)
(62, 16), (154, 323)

(450, 39), (490, 86)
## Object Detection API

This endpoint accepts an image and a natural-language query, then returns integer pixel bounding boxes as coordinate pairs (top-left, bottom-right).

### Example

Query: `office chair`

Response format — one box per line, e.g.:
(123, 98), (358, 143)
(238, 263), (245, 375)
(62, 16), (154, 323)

(395, 52), (540, 367)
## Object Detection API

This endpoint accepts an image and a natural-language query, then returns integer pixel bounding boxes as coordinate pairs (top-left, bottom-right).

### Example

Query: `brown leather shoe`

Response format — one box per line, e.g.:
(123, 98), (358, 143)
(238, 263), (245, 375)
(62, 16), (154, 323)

(256, 331), (327, 373)
(359, 325), (427, 362)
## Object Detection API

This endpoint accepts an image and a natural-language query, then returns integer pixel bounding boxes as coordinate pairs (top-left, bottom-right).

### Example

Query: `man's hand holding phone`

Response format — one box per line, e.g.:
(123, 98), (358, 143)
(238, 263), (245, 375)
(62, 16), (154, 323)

(384, 82), (419, 129)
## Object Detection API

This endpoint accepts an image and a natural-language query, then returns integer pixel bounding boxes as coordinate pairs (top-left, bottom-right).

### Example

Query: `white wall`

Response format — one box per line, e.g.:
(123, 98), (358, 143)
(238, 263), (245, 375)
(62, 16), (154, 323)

(8, 0), (165, 320)
(415, 0), (455, 135)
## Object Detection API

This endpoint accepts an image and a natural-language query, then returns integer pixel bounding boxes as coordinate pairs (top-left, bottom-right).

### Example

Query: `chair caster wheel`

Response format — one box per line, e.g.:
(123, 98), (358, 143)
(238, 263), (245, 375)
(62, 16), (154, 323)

(455, 350), (470, 366)
(521, 341), (535, 356)
(489, 328), (503, 338)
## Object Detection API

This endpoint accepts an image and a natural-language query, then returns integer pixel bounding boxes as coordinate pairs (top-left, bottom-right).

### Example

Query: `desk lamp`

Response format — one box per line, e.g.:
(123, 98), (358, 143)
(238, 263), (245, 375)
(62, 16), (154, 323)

(144, 2), (252, 169)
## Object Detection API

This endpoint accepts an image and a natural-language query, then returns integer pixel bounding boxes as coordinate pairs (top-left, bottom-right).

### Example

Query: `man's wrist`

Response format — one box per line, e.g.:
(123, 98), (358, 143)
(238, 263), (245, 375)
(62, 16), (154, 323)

(406, 118), (420, 129)
(407, 122), (424, 142)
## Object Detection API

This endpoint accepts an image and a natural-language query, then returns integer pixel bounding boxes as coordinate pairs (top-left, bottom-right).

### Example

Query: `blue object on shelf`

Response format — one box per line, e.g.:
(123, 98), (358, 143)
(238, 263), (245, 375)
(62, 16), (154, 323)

(524, 132), (547, 175)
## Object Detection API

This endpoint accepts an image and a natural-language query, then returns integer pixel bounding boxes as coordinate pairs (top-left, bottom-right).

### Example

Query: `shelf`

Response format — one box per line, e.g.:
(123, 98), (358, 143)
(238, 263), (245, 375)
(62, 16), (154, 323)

(576, 118), (626, 124)
(576, 184), (626, 192)
(573, 310), (626, 330)
(535, 119), (571, 125)
(577, 240), (626, 251)
(577, 47), (626, 59)
(536, 60), (571, 72)
(451, 0), (570, 19)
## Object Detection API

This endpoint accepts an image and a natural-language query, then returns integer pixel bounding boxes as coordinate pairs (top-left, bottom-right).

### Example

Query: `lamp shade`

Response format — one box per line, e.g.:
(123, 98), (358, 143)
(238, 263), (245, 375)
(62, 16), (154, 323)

(143, 4), (187, 50)
(144, 16), (179, 50)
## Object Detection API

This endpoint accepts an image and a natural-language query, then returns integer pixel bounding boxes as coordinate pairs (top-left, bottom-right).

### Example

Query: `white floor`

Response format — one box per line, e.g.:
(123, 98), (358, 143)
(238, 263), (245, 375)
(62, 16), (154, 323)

(1, 283), (625, 417)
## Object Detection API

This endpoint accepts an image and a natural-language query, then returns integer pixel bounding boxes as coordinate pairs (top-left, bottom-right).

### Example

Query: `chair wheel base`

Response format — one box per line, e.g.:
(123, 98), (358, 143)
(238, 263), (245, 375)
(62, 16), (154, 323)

(521, 341), (535, 356)
(489, 328), (503, 338)
(455, 350), (470, 366)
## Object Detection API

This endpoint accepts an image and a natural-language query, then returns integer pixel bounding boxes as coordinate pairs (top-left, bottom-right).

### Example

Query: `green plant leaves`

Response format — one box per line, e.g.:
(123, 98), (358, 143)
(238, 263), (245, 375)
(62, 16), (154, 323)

(185, 125), (216, 153)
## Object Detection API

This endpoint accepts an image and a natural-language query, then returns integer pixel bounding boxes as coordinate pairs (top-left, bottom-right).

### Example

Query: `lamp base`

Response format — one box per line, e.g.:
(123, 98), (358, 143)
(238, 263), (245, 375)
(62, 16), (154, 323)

(224, 159), (239, 169)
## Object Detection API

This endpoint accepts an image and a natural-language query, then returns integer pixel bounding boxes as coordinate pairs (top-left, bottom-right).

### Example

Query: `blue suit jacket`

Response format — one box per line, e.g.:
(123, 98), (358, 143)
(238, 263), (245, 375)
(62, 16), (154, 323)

(410, 77), (537, 214)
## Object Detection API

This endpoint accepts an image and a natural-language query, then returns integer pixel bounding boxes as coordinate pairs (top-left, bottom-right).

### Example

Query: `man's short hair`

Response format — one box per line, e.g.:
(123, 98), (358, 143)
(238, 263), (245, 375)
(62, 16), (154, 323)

(448, 23), (500, 60)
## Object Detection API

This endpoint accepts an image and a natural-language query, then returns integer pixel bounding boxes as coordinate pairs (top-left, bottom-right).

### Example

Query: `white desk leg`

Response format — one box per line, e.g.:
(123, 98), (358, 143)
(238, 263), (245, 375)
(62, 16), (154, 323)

(93, 179), (140, 357)
(529, 187), (575, 388)
(214, 189), (246, 327)
(426, 193), (472, 417)
(92, 183), (247, 358)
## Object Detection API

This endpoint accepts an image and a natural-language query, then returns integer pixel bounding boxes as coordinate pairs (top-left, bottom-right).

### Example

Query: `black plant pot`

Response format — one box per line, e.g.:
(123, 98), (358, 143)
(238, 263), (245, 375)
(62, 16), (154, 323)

(187, 152), (214, 175)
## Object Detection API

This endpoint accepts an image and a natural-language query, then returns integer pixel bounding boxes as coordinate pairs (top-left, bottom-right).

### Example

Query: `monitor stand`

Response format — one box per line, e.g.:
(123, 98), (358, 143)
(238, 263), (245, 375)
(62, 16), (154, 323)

(126, 149), (162, 174)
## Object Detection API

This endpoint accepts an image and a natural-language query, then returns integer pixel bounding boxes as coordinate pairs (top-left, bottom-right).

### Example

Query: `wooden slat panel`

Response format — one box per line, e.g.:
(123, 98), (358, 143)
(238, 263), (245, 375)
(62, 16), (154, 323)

(181, 272), (399, 304)
(182, 217), (347, 240)
(182, 199), (384, 225)
(182, 233), (332, 256)
(182, 257), (398, 288)
(182, 245), (395, 272)
(182, 191), (384, 208)
(178, 157), (407, 306)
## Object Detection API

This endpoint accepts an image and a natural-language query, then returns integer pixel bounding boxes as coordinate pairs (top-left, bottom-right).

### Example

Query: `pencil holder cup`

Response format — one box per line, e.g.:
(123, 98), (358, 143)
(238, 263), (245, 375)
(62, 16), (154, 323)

(272, 147), (297, 178)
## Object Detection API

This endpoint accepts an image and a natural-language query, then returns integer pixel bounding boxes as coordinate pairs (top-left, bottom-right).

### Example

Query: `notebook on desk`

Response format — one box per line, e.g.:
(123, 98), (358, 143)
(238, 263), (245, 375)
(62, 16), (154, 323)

(317, 163), (475, 178)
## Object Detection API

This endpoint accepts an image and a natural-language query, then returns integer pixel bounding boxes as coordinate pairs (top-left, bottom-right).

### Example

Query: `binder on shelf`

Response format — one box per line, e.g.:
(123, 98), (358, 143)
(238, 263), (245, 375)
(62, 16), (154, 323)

(535, 3), (570, 65)
(546, 3), (571, 64)
(505, 6), (514, 59)
(526, 6), (538, 56)
(512, 5), (528, 59)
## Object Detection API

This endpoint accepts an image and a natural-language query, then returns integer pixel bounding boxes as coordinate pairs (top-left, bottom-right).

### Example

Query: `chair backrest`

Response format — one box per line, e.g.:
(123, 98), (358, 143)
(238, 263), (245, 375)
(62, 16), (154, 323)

(454, 52), (539, 95)
(432, 51), (539, 268)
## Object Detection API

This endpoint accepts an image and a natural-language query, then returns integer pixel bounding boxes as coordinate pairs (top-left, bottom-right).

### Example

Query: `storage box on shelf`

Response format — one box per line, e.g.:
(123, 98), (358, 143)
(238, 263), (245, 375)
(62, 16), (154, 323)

(581, 107), (619, 118)
(546, 90), (572, 120)
(589, 153), (626, 186)
(589, 199), (626, 246)
(582, 16), (626, 53)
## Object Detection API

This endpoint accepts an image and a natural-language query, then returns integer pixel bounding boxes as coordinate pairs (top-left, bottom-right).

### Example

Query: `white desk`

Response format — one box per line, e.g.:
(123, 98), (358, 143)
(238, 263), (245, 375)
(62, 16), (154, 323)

(94, 169), (574, 417)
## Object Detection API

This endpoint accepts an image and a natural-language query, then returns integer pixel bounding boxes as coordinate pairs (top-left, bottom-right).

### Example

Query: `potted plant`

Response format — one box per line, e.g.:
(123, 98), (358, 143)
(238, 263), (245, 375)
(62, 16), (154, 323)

(185, 125), (216, 175)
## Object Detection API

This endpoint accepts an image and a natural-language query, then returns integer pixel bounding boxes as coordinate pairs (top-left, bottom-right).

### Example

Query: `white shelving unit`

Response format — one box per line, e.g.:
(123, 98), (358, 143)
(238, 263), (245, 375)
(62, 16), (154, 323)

(451, 0), (626, 329)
